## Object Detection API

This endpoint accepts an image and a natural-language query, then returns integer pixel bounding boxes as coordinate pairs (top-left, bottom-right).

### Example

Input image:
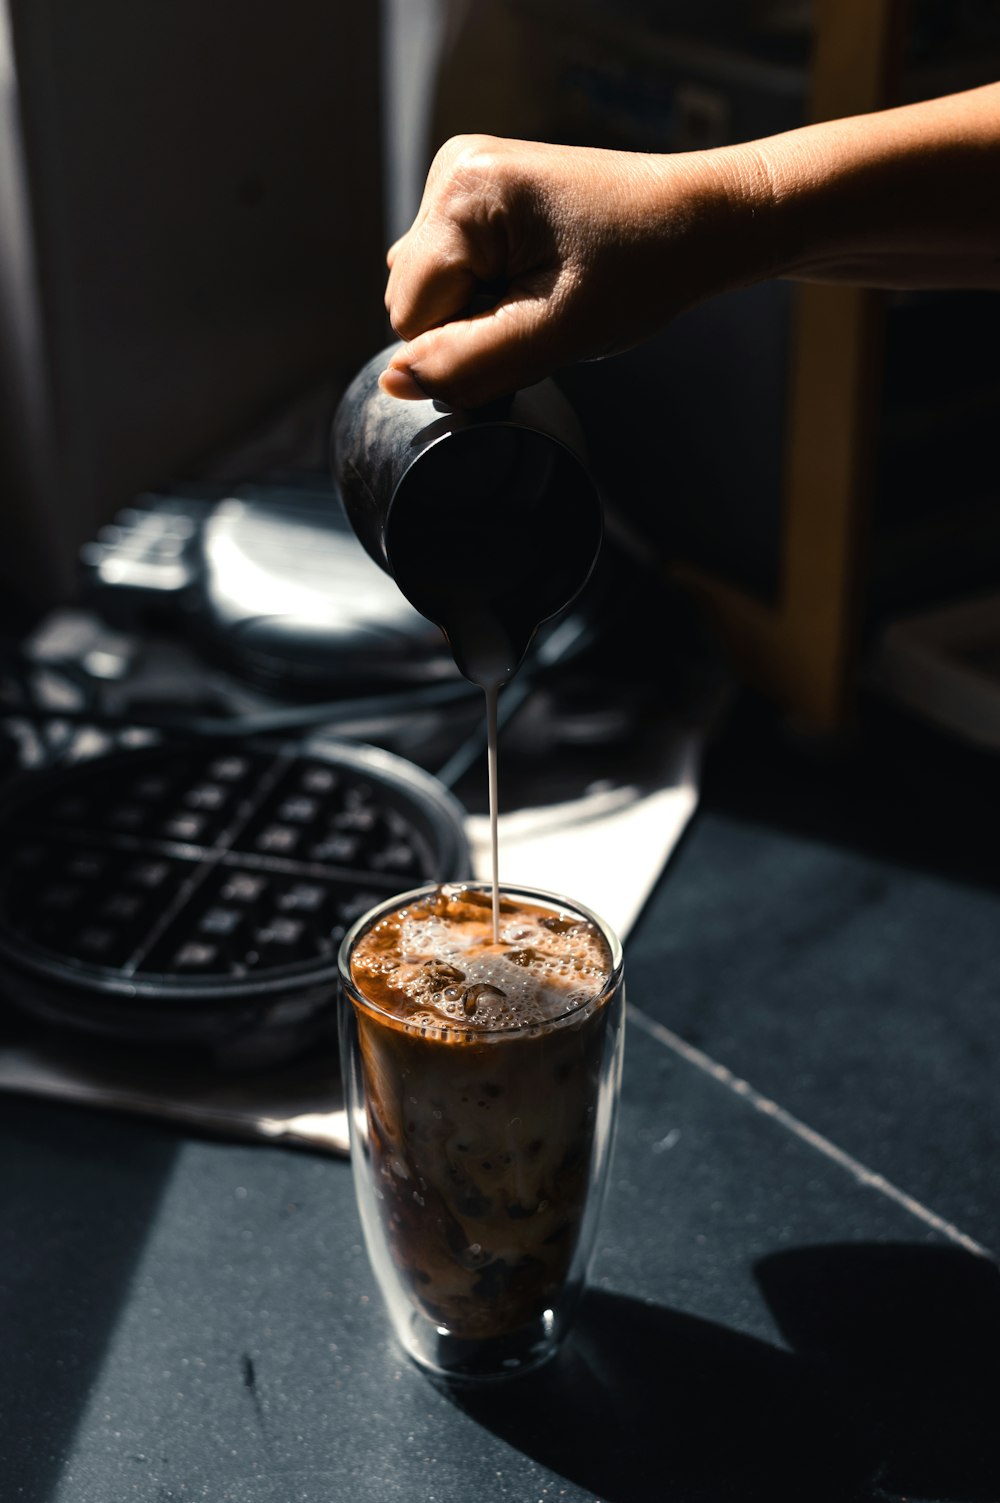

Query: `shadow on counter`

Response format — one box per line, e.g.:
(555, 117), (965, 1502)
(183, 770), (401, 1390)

(445, 1241), (1000, 1503)
(757, 1241), (1000, 1503)
(0, 1096), (179, 1501)
(443, 1286), (877, 1503)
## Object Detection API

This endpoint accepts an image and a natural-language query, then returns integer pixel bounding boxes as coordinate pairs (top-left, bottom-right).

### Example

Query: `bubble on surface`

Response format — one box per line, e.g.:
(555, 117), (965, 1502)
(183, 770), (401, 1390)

(463, 982), (505, 1019)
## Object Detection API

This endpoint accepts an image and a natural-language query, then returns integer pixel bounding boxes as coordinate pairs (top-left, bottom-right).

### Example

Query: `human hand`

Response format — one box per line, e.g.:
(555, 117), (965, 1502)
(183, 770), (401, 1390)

(380, 134), (756, 408)
(382, 88), (1000, 407)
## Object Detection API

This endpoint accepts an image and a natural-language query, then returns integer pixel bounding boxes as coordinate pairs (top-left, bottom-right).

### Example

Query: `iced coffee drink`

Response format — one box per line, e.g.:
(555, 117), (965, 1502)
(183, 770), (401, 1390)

(338, 882), (624, 1381)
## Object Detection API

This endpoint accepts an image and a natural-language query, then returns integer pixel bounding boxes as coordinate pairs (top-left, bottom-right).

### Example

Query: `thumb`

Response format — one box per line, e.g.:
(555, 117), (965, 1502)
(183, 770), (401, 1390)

(379, 290), (562, 409)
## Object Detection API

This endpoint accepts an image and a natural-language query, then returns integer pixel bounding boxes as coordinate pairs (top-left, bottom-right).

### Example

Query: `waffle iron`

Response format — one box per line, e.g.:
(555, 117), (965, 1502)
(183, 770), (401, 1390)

(0, 735), (469, 1066)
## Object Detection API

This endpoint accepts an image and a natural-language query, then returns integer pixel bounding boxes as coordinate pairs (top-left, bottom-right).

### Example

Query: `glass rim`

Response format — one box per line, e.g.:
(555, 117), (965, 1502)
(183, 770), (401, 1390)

(337, 880), (623, 1039)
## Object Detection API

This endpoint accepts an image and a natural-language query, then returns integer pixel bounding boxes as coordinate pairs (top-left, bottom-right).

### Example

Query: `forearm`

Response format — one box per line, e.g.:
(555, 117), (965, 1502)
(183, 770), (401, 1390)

(709, 82), (1000, 290)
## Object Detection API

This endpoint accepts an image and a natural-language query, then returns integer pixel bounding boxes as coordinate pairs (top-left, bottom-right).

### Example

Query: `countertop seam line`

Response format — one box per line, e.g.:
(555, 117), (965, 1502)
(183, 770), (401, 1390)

(625, 1001), (995, 1262)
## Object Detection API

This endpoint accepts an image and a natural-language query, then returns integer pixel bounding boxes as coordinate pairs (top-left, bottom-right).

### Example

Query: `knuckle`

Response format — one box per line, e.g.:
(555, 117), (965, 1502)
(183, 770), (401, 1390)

(437, 134), (506, 193)
(438, 132), (497, 166)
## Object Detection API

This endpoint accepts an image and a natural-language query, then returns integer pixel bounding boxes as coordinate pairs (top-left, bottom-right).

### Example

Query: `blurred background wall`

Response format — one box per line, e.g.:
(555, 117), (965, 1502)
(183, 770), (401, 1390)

(0, 0), (386, 620)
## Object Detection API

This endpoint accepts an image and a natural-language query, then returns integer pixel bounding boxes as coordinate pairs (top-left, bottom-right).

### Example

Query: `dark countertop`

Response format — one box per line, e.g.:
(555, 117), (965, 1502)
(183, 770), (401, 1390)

(2, 696), (998, 1503)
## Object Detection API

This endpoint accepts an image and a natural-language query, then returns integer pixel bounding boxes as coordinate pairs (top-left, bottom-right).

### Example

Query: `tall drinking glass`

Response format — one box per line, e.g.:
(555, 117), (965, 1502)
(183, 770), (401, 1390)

(338, 882), (624, 1382)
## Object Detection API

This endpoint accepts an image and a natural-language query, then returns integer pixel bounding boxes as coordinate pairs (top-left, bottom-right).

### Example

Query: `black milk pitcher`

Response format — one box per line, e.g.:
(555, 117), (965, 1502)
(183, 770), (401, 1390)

(330, 343), (602, 689)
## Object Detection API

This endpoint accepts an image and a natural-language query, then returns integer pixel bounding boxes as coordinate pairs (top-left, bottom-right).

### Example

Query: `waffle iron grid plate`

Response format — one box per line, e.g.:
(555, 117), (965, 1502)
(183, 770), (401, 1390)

(0, 735), (469, 1065)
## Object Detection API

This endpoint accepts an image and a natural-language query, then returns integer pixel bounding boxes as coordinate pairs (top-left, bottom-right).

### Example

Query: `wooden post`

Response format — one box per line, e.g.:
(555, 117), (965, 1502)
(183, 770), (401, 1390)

(678, 0), (906, 728)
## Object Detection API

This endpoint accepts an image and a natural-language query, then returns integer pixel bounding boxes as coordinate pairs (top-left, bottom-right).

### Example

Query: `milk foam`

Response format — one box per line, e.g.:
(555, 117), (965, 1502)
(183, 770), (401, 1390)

(351, 890), (611, 1035)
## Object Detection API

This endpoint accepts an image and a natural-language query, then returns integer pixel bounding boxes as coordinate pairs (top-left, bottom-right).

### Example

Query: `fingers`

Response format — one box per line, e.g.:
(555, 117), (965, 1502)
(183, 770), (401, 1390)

(385, 231), (481, 342)
(378, 135), (594, 404)
(384, 137), (517, 338)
